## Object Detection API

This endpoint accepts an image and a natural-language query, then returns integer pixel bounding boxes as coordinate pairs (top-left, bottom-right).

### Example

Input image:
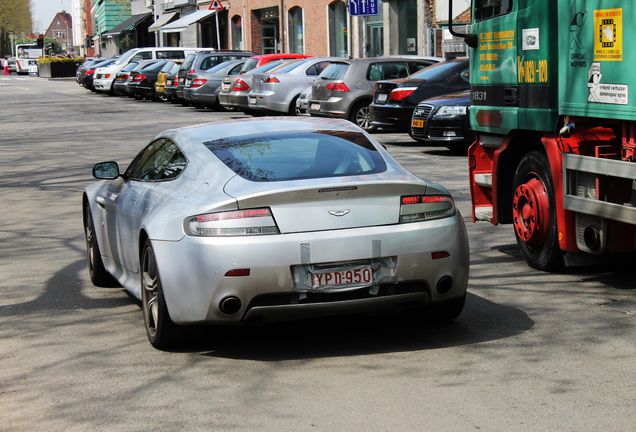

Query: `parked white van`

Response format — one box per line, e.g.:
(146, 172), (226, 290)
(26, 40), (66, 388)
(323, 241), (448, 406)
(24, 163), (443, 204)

(93, 47), (210, 94)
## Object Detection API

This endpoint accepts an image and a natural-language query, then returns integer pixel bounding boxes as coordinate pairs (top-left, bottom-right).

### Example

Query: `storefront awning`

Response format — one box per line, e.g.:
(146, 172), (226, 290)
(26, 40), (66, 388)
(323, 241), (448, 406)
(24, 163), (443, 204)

(103, 13), (151, 37)
(148, 12), (178, 33)
(160, 10), (216, 33)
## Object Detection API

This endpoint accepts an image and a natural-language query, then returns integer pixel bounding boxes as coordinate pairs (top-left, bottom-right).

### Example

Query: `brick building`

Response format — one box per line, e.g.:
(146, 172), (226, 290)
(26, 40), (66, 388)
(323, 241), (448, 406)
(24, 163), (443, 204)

(45, 12), (74, 53)
(219, 0), (436, 58)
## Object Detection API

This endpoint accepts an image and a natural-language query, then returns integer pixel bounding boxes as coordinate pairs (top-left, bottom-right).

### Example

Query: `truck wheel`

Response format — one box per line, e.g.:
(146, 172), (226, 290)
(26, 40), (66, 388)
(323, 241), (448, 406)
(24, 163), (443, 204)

(512, 151), (563, 271)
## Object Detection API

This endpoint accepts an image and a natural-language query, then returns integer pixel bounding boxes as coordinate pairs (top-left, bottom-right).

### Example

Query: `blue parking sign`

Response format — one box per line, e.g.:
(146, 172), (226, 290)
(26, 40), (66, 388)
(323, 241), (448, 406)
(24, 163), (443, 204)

(349, 0), (379, 16)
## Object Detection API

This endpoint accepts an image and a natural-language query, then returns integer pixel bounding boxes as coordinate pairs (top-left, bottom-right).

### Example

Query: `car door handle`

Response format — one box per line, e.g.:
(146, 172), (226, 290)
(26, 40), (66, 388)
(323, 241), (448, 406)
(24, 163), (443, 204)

(96, 195), (107, 208)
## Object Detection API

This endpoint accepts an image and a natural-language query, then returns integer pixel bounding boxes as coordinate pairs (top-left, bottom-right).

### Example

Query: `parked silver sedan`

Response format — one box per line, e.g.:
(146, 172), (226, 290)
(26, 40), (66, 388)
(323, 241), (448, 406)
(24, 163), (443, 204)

(217, 60), (294, 114)
(183, 59), (245, 109)
(83, 117), (469, 349)
(247, 57), (342, 115)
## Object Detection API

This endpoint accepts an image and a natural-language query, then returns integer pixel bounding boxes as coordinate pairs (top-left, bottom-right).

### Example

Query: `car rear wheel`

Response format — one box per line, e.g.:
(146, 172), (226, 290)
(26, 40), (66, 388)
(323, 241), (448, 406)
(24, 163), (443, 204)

(288, 95), (299, 116)
(512, 151), (563, 271)
(83, 204), (117, 287)
(141, 239), (179, 349)
(350, 102), (377, 132)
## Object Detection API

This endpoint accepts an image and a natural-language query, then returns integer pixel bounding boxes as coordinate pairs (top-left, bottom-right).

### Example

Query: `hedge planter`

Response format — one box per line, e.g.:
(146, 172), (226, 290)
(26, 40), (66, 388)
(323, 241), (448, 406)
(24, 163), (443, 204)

(38, 61), (80, 78)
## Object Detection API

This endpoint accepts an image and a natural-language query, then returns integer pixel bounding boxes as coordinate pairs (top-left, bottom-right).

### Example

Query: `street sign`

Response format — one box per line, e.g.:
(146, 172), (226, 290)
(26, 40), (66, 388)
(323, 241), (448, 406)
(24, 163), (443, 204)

(349, 0), (379, 16)
(209, 0), (223, 11)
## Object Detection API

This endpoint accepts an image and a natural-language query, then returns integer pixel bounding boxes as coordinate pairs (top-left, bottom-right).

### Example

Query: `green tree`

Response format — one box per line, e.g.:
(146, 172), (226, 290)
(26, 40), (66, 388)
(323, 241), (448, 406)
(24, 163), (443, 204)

(0, 0), (33, 56)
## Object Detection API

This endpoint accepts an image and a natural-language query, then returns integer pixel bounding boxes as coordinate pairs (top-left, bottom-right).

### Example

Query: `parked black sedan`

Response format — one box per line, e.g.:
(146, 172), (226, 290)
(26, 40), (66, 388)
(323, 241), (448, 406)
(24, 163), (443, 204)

(370, 58), (469, 132)
(410, 90), (475, 152)
(127, 60), (169, 100)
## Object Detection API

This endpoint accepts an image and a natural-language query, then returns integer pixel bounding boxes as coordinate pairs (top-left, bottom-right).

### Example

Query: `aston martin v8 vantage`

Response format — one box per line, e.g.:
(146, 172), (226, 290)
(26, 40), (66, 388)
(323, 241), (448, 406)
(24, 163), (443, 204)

(83, 117), (469, 349)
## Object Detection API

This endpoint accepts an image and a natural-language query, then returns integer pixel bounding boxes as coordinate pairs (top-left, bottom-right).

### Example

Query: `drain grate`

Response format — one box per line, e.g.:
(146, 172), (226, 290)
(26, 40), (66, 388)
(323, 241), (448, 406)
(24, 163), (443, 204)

(498, 244), (522, 257)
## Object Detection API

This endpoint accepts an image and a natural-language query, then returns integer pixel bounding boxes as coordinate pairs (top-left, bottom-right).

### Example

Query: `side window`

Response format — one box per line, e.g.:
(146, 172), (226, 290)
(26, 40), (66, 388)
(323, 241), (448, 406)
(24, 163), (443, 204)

(132, 51), (152, 61)
(126, 139), (187, 181)
(160, 51), (185, 60)
(408, 61), (432, 74)
(228, 63), (243, 75)
(368, 62), (408, 80)
(475, 0), (513, 22)
(306, 61), (331, 76)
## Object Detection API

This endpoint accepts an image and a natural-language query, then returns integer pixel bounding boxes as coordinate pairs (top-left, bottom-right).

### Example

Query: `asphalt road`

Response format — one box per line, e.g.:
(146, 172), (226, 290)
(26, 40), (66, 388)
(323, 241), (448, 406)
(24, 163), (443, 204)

(1, 76), (634, 431)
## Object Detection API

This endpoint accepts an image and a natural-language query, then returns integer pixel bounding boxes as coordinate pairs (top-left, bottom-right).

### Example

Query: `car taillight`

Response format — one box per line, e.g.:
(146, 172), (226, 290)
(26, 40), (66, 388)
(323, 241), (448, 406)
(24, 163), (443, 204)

(325, 82), (350, 92)
(104, 74), (111, 78)
(132, 74), (146, 82)
(189, 69), (195, 74)
(399, 195), (456, 223)
(261, 76), (280, 83)
(87, 69), (95, 74)
(184, 208), (280, 236)
(232, 78), (249, 91)
(122, 73), (129, 80)
(192, 78), (207, 88)
(389, 87), (417, 101)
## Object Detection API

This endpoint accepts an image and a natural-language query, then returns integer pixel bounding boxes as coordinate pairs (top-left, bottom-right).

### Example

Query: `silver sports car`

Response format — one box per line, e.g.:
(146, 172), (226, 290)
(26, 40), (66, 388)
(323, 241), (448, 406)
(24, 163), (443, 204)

(83, 117), (469, 349)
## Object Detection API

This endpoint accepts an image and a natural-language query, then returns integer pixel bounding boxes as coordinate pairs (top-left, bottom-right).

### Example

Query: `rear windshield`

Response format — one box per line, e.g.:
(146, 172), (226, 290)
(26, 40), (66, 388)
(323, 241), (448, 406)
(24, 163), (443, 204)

(245, 61), (284, 75)
(182, 54), (196, 70)
(160, 61), (175, 73)
(409, 61), (467, 81)
(271, 59), (308, 74)
(241, 58), (259, 72)
(319, 63), (349, 80)
(205, 130), (387, 182)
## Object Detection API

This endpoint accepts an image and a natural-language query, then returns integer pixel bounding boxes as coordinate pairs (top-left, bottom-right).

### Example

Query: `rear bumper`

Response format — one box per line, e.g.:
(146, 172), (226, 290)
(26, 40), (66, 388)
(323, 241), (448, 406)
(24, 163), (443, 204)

(151, 213), (470, 325)
(370, 105), (414, 131)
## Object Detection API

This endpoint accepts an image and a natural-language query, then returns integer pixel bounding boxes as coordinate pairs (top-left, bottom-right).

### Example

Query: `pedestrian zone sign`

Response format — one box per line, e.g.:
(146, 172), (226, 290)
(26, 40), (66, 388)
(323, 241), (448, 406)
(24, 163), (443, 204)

(209, 0), (223, 10)
(349, 0), (379, 16)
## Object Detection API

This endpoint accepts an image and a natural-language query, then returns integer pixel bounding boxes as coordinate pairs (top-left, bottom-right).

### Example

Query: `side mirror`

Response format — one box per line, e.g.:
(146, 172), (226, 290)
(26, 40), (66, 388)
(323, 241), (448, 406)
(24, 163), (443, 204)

(93, 161), (120, 179)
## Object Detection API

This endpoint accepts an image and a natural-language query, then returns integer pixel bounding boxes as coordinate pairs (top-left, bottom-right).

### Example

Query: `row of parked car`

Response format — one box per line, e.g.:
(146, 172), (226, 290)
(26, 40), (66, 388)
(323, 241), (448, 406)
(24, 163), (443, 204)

(76, 48), (475, 151)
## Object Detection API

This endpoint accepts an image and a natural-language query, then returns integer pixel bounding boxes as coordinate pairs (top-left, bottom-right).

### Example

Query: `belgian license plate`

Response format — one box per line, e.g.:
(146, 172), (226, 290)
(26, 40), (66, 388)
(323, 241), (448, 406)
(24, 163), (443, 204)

(310, 103), (321, 111)
(412, 119), (424, 128)
(311, 265), (373, 289)
(377, 93), (388, 103)
(249, 97), (257, 105)
(222, 83), (230, 91)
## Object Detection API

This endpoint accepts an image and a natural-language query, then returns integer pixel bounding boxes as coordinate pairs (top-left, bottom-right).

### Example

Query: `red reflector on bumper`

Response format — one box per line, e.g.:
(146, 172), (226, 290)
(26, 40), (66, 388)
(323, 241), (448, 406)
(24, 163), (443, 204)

(225, 269), (251, 277)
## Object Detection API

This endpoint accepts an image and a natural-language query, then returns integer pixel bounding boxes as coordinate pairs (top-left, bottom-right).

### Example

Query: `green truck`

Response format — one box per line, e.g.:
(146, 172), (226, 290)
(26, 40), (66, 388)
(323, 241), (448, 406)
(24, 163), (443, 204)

(451, 0), (636, 270)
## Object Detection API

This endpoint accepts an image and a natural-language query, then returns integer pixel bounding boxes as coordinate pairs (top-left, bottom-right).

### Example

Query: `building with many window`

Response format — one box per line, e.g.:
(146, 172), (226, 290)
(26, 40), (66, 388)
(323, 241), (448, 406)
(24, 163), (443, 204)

(67, 0), (469, 59)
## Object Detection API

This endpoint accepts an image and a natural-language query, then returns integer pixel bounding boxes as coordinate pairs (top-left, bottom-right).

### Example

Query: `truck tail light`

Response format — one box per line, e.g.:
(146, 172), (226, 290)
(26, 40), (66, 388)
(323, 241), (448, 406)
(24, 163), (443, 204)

(399, 195), (456, 223)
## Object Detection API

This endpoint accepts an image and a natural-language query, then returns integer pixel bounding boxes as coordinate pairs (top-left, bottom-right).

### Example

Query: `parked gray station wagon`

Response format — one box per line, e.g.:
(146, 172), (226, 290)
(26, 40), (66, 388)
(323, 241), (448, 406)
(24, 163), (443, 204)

(308, 56), (442, 131)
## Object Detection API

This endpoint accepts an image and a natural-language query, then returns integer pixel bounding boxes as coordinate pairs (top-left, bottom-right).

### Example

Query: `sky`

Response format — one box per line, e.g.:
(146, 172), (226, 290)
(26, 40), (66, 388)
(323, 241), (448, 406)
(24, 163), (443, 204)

(31, 0), (73, 33)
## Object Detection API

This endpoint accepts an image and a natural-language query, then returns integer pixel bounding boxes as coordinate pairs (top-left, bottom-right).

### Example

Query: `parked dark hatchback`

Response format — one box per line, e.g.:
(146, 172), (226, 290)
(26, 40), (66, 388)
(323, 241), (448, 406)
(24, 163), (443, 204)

(370, 58), (469, 132)
(410, 90), (475, 152)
